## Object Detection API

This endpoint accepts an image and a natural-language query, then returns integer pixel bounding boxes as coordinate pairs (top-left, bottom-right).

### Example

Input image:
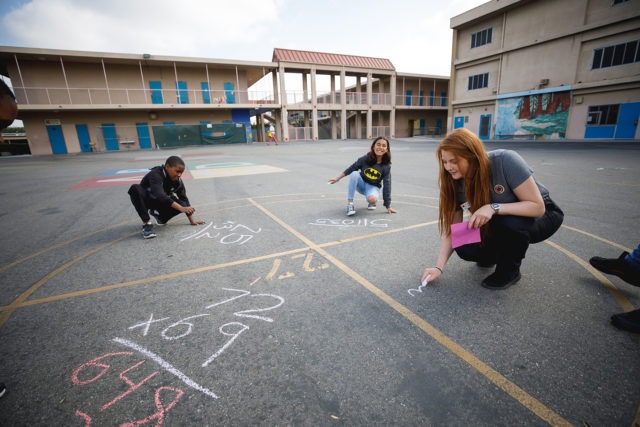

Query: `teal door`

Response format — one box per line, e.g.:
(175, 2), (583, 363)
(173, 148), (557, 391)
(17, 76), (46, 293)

(176, 81), (189, 104)
(136, 123), (152, 149)
(102, 124), (119, 151)
(405, 90), (412, 106)
(150, 81), (163, 104)
(47, 125), (67, 154)
(224, 82), (235, 104)
(201, 82), (211, 104)
(614, 102), (640, 139)
(75, 124), (92, 153)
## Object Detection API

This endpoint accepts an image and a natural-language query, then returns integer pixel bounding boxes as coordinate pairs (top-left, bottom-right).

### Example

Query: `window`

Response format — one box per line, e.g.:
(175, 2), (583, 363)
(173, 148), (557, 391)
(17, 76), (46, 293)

(612, 0), (629, 5)
(467, 73), (489, 90)
(471, 28), (492, 48)
(592, 40), (640, 69)
(587, 104), (619, 125)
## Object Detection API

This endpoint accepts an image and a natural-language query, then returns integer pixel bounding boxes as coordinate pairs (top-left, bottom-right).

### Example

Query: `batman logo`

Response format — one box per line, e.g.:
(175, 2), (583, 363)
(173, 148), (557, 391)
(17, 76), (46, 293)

(364, 167), (382, 181)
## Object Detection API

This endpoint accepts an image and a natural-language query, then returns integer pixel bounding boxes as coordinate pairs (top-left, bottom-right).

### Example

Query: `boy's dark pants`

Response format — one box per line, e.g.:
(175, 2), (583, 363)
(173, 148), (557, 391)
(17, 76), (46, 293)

(128, 184), (185, 223)
(455, 197), (564, 274)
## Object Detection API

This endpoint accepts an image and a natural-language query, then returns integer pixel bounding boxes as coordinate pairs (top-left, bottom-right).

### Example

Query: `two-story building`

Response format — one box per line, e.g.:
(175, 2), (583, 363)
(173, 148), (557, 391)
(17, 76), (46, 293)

(0, 46), (449, 155)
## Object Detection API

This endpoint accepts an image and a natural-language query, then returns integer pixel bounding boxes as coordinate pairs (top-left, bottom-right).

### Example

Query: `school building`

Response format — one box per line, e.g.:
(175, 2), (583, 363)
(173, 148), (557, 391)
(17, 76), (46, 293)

(0, 46), (447, 155)
(449, 0), (640, 140)
(1, 0), (638, 155)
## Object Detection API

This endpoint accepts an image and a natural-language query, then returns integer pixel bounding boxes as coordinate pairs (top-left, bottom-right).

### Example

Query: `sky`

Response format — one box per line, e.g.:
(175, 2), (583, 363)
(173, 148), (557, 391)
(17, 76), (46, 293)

(0, 0), (488, 77)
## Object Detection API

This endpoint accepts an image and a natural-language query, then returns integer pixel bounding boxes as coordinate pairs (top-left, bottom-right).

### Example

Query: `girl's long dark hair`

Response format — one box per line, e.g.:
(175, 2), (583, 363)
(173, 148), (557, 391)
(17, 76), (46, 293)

(366, 137), (392, 165)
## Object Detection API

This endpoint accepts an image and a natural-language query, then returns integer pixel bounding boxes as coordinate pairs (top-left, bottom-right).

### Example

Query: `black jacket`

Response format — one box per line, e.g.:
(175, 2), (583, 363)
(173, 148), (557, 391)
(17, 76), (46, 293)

(140, 165), (190, 208)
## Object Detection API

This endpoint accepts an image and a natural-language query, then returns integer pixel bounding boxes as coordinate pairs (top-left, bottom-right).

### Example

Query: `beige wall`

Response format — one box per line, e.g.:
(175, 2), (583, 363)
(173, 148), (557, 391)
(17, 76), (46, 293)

(451, 0), (640, 140)
(499, 39), (579, 92)
(23, 109), (234, 155)
(576, 28), (640, 85)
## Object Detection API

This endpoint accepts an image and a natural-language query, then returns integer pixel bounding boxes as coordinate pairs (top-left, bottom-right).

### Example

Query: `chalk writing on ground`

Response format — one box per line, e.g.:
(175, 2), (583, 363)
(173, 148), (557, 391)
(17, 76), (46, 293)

(71, 287), (284, 425)
(408, 274), (431, 297)
(309, 218), (391, 228)
(177, 220), (262, 245)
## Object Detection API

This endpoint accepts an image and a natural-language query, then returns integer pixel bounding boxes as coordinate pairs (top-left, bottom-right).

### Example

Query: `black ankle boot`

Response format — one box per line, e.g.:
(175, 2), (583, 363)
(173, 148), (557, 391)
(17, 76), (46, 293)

(481, 269), (521, 290)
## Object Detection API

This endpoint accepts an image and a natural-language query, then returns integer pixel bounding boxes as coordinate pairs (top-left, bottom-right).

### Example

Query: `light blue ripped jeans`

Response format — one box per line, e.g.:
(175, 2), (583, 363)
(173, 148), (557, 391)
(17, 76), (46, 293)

(347, 171), (380, 204)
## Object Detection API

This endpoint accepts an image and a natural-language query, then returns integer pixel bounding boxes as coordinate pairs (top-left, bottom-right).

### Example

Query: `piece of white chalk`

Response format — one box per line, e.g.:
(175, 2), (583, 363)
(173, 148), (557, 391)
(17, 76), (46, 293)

(421, 274), (431, 288)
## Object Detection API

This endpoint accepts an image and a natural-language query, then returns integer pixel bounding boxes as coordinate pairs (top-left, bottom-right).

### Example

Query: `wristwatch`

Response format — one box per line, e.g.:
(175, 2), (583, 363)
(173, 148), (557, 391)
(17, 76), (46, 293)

(490, 203), (500, 215)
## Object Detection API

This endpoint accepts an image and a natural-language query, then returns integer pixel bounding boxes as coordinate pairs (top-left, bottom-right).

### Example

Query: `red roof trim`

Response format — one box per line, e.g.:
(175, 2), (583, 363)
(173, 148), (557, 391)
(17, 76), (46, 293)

(272, 48), (395, 71)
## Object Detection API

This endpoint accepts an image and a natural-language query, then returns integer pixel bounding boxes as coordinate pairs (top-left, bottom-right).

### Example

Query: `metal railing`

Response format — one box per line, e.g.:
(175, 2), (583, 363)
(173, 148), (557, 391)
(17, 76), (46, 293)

(11, 86), (446, 109)
(287, 126), (314, 141)
(396, 94), (448, 107)
(12, 87), (277, 106)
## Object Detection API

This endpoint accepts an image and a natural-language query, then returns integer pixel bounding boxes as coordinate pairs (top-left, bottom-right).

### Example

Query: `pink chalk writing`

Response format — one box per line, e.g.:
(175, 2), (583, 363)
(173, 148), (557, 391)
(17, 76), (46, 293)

(72, 351), (186, 426)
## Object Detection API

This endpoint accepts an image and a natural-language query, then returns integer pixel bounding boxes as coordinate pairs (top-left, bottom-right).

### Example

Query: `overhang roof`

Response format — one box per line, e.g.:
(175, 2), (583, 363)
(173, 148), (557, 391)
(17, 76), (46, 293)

(272, 48), (395, 71)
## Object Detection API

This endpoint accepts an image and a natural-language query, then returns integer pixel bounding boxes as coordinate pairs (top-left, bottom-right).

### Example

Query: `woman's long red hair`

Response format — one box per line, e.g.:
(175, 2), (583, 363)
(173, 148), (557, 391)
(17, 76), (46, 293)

(436, 128), (491, 237)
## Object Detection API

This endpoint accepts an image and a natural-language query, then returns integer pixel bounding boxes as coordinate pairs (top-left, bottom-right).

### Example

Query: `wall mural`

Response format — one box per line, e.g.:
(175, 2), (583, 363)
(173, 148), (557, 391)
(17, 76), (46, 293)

(496, 91), (570, 139)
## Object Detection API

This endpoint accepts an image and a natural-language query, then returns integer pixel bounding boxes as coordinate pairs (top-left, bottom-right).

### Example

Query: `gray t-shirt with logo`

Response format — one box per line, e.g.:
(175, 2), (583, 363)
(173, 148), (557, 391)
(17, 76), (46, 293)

(457, 149), (549, 206)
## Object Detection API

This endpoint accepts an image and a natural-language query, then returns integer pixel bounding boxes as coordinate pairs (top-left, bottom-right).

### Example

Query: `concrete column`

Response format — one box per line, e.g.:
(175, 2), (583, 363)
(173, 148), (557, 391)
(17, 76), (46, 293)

(355, 76), (362, 139)
(340, 69), (346, 140)
(311, 67), (318, 141)
(390, 73), (396, 138)
(366, 73), (373, 139)
(331, 75), (337, 139)
(278, 63), (288, 141)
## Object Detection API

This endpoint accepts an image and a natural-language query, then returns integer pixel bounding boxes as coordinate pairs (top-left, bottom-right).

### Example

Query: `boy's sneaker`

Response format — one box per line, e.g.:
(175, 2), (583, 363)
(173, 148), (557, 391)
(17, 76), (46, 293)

(589, 251), (640, 287)
(0, 383), (6, 398)
(346, 204), (356, 216)
(367, 203), (377, 210)
(142, 223), (156, 239)
(149, 210), (166, 226)
(611, 309), (640, 333)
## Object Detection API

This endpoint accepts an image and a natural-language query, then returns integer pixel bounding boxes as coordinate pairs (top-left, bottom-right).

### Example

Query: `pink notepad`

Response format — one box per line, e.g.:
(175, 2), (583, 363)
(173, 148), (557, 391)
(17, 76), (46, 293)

(451, 221), (481, 248)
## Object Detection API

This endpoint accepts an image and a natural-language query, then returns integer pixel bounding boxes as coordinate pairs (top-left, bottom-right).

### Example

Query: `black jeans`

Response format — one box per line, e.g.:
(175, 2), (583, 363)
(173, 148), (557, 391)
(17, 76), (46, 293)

(455, 197), (564, 273)
(128, 184), (185, 223)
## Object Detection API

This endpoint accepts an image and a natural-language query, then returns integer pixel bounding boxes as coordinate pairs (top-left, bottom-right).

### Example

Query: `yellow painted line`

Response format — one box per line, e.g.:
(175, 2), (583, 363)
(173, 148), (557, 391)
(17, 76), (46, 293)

(0, 247), (309, 311)
(0, 233), (135, 327)
(544, 240), (636, 312)
(0, 221), (132, 273)
(560, 225), (632, 253)
(318, 221), (436, 248)
(0, 207), (434, 313)
(248, 198), (572, 427)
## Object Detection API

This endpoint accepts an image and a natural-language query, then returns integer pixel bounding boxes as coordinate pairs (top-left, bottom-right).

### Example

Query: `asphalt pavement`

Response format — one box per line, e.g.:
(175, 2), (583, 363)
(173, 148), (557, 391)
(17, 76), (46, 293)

(0, 137), (639, 426)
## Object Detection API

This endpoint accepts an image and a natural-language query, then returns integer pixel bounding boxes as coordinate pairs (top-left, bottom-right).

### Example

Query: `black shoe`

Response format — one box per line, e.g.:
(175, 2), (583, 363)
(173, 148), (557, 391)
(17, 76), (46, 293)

(0, 383), (6, 398)
(589, 252), (640, 287)
(481, 270), (521, 290)
(611, 309), (640, 333)
(142, 223), (156, 239)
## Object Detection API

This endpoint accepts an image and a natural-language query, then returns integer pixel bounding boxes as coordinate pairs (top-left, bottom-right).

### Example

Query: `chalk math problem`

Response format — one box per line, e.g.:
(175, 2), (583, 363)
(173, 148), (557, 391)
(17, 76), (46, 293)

(71, 287), (284, 425)
(178, 220), (262, 245)
(309, 218), (391, 228)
